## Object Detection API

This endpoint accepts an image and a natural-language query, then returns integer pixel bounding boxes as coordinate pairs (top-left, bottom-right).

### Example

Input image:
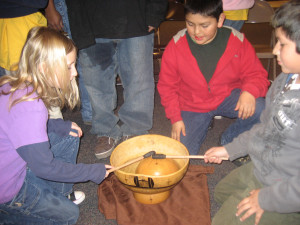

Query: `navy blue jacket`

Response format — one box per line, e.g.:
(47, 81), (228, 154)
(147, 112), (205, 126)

(0, 0), (48, 18)
(66, 0), (168, 49)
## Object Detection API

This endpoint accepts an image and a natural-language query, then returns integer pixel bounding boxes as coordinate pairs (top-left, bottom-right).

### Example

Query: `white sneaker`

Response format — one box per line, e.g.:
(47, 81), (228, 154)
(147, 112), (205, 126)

(68, 191), (85, 205)
(214, 116), (222, 119)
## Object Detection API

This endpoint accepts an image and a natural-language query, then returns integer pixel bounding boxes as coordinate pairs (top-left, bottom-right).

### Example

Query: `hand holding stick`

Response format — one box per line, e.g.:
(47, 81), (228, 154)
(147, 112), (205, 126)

(152, 154), (228, 161)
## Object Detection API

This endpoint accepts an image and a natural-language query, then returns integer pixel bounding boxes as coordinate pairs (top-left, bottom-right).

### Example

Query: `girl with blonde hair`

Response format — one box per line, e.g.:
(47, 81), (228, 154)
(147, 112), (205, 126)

(0, 26), (111, 224)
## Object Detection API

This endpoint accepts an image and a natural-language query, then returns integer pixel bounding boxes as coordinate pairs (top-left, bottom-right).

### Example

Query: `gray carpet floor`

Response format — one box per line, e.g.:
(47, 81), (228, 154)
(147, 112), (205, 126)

(63, 85), (238, 225)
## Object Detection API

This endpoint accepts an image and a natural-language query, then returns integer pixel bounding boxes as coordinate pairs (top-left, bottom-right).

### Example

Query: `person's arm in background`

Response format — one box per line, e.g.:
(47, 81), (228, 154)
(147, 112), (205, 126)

(146, 0), (168, 31)
(44, 0), (64, 31)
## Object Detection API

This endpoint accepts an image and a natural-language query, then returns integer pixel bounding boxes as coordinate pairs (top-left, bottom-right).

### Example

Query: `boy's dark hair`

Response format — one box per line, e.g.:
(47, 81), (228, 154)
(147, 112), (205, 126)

(272, 0), (300, 53)
(184, 0), (223, 21)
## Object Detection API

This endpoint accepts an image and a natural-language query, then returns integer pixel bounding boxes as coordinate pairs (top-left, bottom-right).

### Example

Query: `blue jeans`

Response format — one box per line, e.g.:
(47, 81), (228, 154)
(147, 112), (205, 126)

(77, 63), (92, 123)
(0, 134), (80, 225)
(54, 0), (92, 123)
(0, 66), (8, 77)
(180, 89), (265, 155)
(223, 19), (245, 31)
(79, 34), (155, 139)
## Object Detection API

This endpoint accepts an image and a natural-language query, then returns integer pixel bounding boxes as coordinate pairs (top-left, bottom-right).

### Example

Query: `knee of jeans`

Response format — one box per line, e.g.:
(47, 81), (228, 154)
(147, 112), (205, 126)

(56, 203), (79, 224)
(71, 135), (80, 144)
(255, 98), (266, 114)
(67, 205), (79, 224)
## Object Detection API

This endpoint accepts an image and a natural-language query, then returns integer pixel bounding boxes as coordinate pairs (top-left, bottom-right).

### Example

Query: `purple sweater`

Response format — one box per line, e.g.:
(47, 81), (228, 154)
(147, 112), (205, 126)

(0, 84), (106, 204)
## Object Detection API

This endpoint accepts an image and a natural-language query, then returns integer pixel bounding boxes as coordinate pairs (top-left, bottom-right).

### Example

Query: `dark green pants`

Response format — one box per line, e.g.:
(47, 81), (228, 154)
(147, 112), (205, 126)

(213, 162), (300, 225)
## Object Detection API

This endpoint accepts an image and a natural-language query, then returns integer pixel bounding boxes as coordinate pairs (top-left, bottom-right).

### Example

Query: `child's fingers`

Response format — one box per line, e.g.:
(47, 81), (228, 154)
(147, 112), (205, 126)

(171, 129), (180, 141)
(105, 165), (113, 169)
(71, 122), (83, 137)
(69, 131), (78, 137)
(182, 126), (186, 137)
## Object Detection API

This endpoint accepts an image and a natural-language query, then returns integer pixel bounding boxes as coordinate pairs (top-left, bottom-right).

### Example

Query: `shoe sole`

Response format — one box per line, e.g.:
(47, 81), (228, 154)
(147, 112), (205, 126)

(95, 145), (116, 159)
(73, 192), (85, 205)
(68, 191), (85, 205)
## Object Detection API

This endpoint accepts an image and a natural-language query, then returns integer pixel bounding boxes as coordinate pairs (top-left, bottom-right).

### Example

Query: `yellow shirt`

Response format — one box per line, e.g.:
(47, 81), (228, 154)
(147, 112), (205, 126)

(0, 12), (47, 71)
(224, 9), (249, 21)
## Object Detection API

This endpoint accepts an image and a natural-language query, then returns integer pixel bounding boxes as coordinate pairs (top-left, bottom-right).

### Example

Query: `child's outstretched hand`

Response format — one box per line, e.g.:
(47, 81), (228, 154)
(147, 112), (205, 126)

(105, 165), (113, 178)
(236, 189), (264, 225)
(171, 120), (186, 142)
(235, 91), (256, 120)
(204, 146), (229, 164)
(69, 122), (83, 137)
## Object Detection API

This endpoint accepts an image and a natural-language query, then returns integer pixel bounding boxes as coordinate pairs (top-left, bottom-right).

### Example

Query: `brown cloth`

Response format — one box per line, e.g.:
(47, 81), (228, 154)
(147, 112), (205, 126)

(98, 164), (214, 225)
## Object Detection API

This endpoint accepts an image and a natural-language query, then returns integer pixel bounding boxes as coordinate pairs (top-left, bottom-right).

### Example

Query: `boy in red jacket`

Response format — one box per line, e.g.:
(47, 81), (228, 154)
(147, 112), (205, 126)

(157, 0), (270, 157)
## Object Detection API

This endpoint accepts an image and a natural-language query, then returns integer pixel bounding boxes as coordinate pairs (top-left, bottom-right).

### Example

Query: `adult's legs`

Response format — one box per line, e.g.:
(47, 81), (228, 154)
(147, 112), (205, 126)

(217, 89), (265, 145)
(54, 0), (92, 124)
(79, 39), (121, 139)
(223, 19), (245, 31)
(0, 66), (8, 77)
(180, 111), (213, 155)
(117, 33), (155, 136)
(77, 63), (92, 124)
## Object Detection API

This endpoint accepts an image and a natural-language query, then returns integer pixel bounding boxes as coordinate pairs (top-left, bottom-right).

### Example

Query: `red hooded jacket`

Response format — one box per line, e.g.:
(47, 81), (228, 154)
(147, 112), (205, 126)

(157, 28), (270, 124)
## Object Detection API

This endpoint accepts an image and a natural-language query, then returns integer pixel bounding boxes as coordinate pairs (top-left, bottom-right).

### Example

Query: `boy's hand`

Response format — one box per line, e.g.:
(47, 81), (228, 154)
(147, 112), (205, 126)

(236, 189), (264, 225)
(69, 122), (83, 137)
(171, 120), (186, 142)
(204, 146), (229, 164)
(235, 91), (256, 120)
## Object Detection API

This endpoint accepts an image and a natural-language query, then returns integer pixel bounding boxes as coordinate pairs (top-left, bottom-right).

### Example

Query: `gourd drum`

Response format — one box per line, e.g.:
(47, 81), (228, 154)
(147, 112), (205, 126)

(110, 134), (189, 204)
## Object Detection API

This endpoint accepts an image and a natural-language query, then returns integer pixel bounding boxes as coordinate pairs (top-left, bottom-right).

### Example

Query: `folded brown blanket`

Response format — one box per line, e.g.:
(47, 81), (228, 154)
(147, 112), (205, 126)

(98, 164), (214, 225)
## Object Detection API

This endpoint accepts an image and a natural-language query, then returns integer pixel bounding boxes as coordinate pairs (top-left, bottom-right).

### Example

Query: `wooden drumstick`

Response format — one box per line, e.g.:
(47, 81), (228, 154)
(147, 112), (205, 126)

(108, 150), (156, 173)
(152, 153), (228, 161)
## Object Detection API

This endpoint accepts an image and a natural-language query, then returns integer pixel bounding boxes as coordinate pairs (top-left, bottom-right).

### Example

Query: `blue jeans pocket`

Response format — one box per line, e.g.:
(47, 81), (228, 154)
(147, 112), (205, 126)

(7, 178), (40, 214)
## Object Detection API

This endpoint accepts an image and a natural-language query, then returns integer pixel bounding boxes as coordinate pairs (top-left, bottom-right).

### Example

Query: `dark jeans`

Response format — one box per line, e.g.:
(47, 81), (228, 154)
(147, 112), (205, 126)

(180, 89), (265, 155)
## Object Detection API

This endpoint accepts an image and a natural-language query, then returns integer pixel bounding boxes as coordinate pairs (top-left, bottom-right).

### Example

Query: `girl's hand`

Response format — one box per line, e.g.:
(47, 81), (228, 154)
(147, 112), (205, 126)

(69, 122), (83, 137)
(235, 91), (256, 120)
(236, 189), (264, 225)
(171, 120), (186, 142)
(105, 165), (113, 178)
(204, 146), (229, 164)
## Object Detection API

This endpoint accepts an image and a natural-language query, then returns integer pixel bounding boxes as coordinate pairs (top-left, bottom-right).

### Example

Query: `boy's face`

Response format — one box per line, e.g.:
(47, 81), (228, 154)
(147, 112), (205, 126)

(273, 27), (300, 74)
(185, 12), (225, 45)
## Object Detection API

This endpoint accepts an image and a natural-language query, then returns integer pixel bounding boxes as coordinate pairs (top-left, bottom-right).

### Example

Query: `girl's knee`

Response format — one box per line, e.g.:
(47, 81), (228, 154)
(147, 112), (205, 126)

(67, 204), (79, 224)
(59, 202), (79, 224)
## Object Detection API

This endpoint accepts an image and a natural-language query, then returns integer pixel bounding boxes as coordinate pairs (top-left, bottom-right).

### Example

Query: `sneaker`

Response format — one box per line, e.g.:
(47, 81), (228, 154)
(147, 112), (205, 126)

(68, 191), (85, 205)
(214, 116), (222, 119)
(232, 155), (251, 167)
(121, 135), (138, 142)
(94, 136), (119, 159)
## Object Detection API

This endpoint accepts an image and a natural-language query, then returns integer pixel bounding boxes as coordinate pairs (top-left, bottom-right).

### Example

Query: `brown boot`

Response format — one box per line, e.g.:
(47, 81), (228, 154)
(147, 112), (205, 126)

(94, 136), (119, 159)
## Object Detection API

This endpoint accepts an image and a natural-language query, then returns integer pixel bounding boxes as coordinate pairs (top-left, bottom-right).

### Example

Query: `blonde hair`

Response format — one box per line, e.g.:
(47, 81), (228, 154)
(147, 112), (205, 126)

(0, 26), (79, 110)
